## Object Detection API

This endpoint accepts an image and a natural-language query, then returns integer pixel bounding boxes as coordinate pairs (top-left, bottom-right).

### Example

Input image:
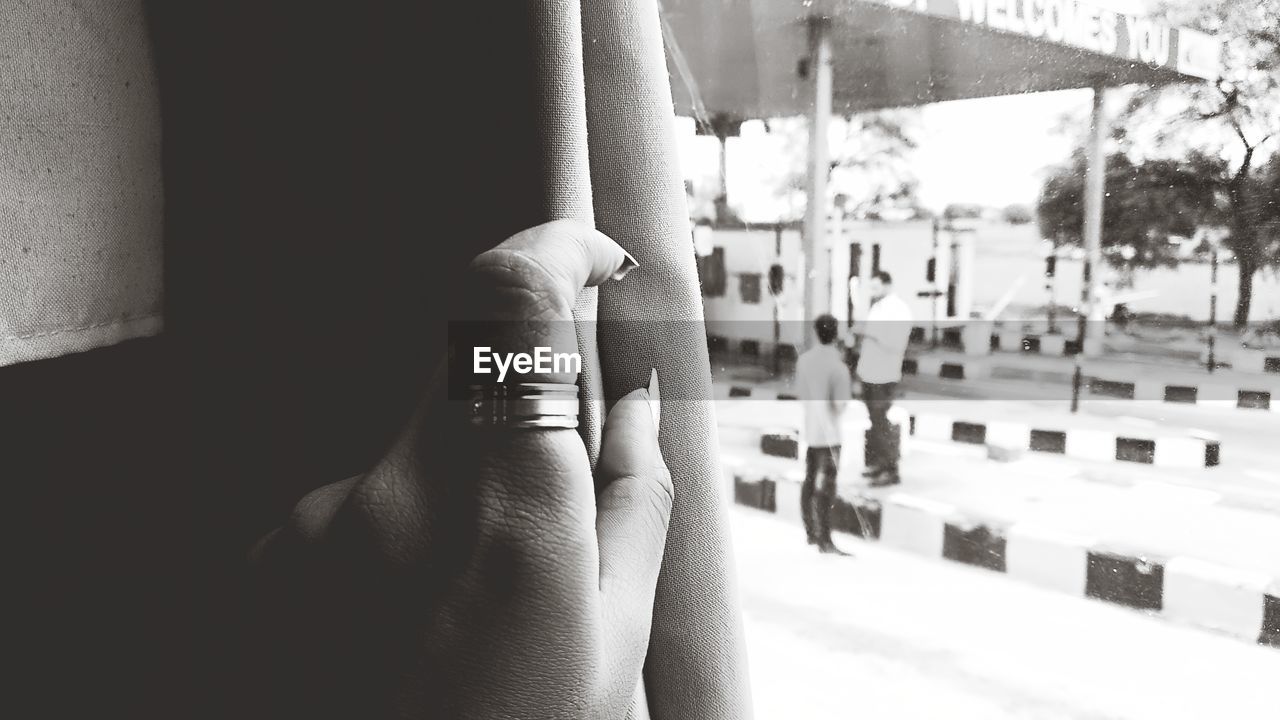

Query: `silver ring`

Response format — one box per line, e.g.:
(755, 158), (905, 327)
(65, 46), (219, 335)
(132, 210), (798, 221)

(467, 383), (579, 429)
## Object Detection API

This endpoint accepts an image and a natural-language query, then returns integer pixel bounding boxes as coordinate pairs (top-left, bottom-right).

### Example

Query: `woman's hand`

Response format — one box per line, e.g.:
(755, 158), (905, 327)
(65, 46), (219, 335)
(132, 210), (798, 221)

(251, 220), (671, 719)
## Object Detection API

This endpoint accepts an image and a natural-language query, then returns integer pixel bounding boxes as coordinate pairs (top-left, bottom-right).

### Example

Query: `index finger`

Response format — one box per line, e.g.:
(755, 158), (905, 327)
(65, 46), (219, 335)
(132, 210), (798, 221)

(453, 220), (637, 562)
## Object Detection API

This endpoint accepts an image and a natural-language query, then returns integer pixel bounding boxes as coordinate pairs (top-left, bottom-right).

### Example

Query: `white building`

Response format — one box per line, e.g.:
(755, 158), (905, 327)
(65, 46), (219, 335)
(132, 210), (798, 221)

(697, 217), (977, 359)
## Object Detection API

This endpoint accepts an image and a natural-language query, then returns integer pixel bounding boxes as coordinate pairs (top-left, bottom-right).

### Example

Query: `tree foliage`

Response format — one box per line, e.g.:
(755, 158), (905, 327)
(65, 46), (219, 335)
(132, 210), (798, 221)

(943, 203), (984, 221)
(1039, 0), (1280, 326)
(1002, 204), (1034, 225)
(1037, 150), (1225, 268)
(1109, 0), (1280, 325)
(770, 110), (922, 221)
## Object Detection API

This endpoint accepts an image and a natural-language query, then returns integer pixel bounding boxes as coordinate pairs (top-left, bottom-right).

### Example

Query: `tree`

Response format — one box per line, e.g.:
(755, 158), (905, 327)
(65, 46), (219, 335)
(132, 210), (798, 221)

(943, 203), (984, 221)
(1257, 152), (1280, 246)
(1038, 150), (1224, 269)
(1111, 0), (1280, 327)
(1002, 204), (1034, 225)
(768, 110), (921, 221)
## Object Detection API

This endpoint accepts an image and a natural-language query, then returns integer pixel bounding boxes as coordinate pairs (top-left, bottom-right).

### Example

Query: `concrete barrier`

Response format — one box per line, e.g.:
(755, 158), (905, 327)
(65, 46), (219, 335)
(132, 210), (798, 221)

(908, 413), (1221, 469)
(1006, 524), (1092, 596)
(1083, 373), (1279, 412)
(1230, 347), (1280, 375)
(880, 494), (952, 557)
(990, 330), (1073, 356)
(728, 463), (1277, 648)
(1164, 557), (1271, 640)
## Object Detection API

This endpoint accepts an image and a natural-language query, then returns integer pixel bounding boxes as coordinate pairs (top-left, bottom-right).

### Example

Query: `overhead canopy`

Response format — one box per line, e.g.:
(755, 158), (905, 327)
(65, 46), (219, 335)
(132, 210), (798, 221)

(661, 0), (1223, 120)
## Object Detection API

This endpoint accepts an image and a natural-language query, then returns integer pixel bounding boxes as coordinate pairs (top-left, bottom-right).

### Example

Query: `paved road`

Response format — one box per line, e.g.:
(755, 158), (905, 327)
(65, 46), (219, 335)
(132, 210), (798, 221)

(733, 507), (1279, 720)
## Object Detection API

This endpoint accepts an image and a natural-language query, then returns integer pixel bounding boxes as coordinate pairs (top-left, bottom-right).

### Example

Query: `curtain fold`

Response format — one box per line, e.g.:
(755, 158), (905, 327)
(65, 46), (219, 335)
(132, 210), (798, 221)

(579, 1), (753, 718)
(530, 1), (752, 716)
(0, 1), (163, 367)
(528, 0), (609, 461)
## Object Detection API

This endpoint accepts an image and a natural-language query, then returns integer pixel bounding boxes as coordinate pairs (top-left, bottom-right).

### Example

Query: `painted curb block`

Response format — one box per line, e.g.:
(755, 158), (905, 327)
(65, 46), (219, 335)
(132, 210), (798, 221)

(881, 494), (952, 557)
(725, 461), (1277, 648)
(906, 412), (1220, 469)
(1006, 523), (1092, 597)
(1229, 347), (1280, 375)
(758, 408), (911, 465)
(1086, 375), (1278, 412)
(760, 431), (799, 460)
(898, 350), (1280, 412)
(1262, 594), (1280, 648)
(910, 355), (986, 381)
(991, 331), (1074, 357)
(723, 385), (798, 401)
(1163, 557), (1273, 640)
(1085, 550), (1164, 610)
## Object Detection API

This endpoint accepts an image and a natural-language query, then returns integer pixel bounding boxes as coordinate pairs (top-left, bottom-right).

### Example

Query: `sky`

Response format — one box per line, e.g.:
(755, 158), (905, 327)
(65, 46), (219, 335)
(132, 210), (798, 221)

(676, 88), (1095, 220)
(674, 0), (1157, 221)
(915, 0), (1151, 210)
(913, 90), (1090, 210)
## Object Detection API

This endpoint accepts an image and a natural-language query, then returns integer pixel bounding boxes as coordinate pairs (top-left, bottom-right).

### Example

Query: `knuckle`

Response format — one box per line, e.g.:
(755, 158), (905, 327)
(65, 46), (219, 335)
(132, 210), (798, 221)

(469, 247), (571, 320)
(286, 476), (360, 544)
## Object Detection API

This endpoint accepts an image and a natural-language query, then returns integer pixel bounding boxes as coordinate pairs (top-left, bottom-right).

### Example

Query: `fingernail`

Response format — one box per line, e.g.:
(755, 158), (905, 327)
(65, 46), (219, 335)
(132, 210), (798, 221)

(612, 251), (640, 281)
(646, 368), (661, 431)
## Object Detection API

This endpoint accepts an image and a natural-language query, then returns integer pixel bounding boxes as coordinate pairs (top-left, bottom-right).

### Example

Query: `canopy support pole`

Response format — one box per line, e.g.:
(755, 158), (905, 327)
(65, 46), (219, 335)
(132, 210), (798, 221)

(1082, 84), (1107, 357)
(1072, 84), (1108, 411)
(708, 114), (741, 225)
(716, 134), (728, 221)
(803, 17), (833, 344)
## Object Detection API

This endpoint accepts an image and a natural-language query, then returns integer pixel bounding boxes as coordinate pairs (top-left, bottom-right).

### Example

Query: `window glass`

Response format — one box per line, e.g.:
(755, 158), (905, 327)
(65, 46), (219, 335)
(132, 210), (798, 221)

(667, 0), (1280, 715)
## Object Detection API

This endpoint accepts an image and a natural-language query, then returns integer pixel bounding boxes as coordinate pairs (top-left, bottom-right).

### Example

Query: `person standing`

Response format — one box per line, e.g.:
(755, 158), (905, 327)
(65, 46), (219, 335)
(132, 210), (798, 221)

(855, 271), (913, 486)
(794, 314), (852, 554)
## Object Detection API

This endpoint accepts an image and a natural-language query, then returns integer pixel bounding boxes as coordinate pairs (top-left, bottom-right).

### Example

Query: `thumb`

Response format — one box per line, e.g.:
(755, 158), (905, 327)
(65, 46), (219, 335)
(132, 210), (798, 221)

(595, 370), (673, 668)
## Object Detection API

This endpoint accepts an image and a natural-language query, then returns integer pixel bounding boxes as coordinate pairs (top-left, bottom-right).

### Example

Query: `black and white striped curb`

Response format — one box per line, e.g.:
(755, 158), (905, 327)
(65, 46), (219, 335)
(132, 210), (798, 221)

(991, 329), (1079, 357)
(909, 351), (1280, 412)
(906, 325), (1093, 358)
(728, 466), (1280, 648)
(758, 414), (1220, 469)
(912, 324), (1280, 377)
(718, 355), (986, 399)
(902, 355), (988, 381)
(1084, 374), (1280, 412)
(1230, 347), (1280, 375)
(720, 385), (798, 400)
(909, 412), (1220, 469)
(719, 356), (1280, 409)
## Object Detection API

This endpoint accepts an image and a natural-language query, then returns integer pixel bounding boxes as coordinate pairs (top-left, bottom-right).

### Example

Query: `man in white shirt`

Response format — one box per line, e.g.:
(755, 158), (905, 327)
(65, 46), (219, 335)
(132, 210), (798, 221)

(854, 271), (913, 486)
(793, 314), (853, 554)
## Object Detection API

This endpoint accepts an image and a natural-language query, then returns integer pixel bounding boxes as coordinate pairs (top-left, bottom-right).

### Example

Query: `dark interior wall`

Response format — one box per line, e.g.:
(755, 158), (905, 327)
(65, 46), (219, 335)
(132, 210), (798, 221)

(149, 1), (552, 536)
(2, 338), (188, 718)
(5, 3), (561, 716)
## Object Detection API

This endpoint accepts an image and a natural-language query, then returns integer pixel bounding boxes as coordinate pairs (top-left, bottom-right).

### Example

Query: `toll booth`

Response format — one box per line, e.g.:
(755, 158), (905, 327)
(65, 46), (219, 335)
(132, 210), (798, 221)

(666, 0), (1221, 357)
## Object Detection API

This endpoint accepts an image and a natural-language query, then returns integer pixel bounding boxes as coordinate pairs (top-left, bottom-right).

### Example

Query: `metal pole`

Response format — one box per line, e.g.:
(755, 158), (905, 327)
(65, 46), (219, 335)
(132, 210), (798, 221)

(1072, 85), (1107, 412)
(774, 225), (783, 376)
(931, 219), (941, 349)
(1071, 258), (1088, 413)
(715, 131), (729, 224)
(1046, 248), (1057, 334)
(1081, 85), (1108, 356)
(802, 18), (832, 346)
(1208, 248), (1218, 372)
